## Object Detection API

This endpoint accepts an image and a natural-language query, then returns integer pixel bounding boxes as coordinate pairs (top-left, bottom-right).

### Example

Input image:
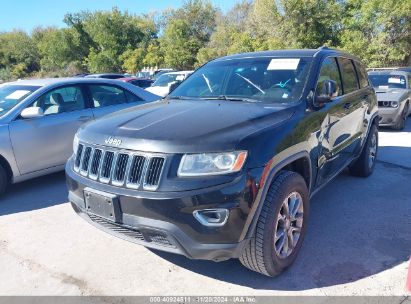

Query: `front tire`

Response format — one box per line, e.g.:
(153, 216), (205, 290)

(349, 123), (378, 177)
(392, 104), (408, 130)
(239, 171), (309, 277)
(0, 163), (8, 196)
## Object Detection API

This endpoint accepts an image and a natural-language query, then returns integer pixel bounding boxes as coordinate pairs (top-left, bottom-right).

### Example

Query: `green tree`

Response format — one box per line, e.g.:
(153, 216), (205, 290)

(33, 27), (84, 72)
(170, 0), (217, 44)
(161, 0), (218, 69)
(86, 48), (119, 73)
(1, 0), (410, 79)
(121, 48), (146, 73)
(143, 42), (164, 68)
(340, 0), (411, 67)
(0, 30), (39, 78)
(65, 8), (156, 72)
(161, 19), (201, 70)
(196, 1), (253, 65)
(278, 0), (344, 48)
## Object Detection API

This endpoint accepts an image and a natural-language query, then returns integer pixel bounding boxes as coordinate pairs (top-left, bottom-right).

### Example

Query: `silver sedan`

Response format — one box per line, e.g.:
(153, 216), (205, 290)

(0, 78), (160, 195)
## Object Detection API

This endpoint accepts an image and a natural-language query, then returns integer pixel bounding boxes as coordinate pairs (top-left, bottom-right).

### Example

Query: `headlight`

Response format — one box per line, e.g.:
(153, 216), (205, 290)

(73, 132), (79, 153)
(390, 101), (399, 108)
(178, 151), (247, 176)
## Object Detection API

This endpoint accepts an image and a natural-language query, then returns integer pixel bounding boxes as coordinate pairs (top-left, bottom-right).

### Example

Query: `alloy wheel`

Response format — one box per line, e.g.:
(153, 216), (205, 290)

(273, 191), (304, 259)
(368, 131), (377, 169)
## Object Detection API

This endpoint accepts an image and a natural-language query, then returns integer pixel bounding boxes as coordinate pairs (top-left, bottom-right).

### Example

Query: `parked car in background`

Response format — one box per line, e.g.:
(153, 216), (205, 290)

(398, 67), (411, 73)
(85, 73), (126, 79)
(153, 69), (176, 80)
(66, 47), (378, 277)
(136, 69), (176, 80)
(0, 78), (160, 195)
(117, 77), (154, 89)
(73, 73), (90, 77)
(145, 71), (193, 97)
(136, 71), (152, 79)
(368, 70), (411, 129)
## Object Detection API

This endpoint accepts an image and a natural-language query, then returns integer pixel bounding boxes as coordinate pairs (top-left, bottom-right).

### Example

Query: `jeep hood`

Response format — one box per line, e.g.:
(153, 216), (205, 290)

(79, 99), (294, 153)
(375, 88), (408, 102)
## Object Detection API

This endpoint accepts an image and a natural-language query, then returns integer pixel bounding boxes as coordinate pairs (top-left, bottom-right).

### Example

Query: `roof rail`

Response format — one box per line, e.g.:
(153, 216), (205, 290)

(314, 45), (332, 57)
(367, 67), (399, 71)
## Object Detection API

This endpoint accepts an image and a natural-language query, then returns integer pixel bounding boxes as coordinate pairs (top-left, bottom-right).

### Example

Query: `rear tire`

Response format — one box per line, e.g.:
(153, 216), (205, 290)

(0, 163), (8, 196)
(349, 123), (378, 177)
(239, 171), (309, 277)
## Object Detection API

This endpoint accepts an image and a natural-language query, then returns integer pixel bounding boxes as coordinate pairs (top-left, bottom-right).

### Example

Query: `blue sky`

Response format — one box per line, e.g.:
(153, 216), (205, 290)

(0, 0), (241, 33)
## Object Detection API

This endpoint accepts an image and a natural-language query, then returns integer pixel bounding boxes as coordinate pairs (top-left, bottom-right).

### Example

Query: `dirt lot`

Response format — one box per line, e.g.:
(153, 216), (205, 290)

(0, 120), (410, 297)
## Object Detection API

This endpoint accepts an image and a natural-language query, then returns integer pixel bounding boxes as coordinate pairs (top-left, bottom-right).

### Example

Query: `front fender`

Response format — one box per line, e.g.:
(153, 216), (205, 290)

(240, 145), (312, 241)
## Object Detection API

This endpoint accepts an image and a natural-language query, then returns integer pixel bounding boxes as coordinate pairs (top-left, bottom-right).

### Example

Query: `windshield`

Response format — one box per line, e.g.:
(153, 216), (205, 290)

(153, 74), (182, 87)
(0, 85), (39, 117)
(169, 57), (312, 103)
(368, 74), (407, 89)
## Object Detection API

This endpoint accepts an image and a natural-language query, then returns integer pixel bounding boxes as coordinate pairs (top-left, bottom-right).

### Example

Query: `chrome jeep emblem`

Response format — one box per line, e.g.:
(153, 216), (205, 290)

(105, 137), (122, 147)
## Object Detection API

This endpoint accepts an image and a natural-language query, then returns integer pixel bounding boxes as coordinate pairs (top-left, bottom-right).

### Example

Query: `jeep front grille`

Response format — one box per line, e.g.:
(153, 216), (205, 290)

(90, 149), (102, 177)
(74, 143), (165, 191)
(127, 155), (145, 186)
(145, 157), (165, 189)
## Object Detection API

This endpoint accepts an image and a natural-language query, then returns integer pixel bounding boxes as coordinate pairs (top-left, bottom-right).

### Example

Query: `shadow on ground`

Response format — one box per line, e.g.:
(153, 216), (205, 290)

(152, 162), (411, 290)
(0, 171), (67, 216)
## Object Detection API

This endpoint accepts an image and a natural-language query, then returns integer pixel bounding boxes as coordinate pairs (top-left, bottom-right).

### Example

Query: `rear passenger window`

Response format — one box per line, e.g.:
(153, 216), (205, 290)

(338, 58), (359, 94)
(124, 90), (143, 102)
(354, 61), (369, 88)
(316, 57), (342, 97)
(89, 85), (128, 108)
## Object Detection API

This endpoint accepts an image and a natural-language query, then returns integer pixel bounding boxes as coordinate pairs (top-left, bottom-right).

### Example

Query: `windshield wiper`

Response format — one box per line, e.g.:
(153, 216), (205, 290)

(235, 73), (265, 94)
(163, 95), (190, 100)
(202, 74), (213, 93)
(200, 95), (261, 103)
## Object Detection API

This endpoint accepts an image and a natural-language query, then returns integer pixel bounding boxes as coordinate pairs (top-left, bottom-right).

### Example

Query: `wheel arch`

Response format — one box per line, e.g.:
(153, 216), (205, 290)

(241, 151), (312, 241)
(0, 154), (13, 183)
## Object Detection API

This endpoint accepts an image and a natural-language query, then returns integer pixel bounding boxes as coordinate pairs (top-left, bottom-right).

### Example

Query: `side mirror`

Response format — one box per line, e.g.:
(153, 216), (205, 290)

(21, 107), (44, 119)
(315, 80), (338, 105)
(169, 81), (182, 93)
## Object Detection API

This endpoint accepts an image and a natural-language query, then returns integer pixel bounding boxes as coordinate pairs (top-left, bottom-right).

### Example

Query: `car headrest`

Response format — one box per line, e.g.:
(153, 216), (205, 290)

(50, 93), (64, 106)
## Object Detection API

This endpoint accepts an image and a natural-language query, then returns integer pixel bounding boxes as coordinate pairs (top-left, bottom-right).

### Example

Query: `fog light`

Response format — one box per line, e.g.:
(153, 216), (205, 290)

(193, 209), (229, 227)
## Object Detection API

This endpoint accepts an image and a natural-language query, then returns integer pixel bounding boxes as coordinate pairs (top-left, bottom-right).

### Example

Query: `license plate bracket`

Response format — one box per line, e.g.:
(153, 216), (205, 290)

(84, 188), (120, 222)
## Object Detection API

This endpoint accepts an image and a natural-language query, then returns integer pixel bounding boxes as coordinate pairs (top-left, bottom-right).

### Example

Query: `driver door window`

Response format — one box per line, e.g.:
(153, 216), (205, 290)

(316, 57), (342, 98)
(338, 58), (359, 94)
(32, 86), (86, 115)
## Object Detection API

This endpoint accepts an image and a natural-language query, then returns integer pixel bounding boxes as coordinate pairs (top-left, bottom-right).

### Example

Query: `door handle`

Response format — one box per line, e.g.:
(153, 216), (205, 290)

(344, 103), (352, 110)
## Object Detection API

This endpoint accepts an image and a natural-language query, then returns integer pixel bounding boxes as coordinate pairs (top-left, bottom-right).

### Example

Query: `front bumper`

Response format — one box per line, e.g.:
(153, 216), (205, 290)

(378, 106), (403, 126)
(66, 160), (263, 261)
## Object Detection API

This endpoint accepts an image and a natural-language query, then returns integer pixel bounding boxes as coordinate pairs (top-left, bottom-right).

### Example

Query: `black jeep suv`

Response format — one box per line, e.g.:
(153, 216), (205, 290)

(66, 47), (378, 276)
